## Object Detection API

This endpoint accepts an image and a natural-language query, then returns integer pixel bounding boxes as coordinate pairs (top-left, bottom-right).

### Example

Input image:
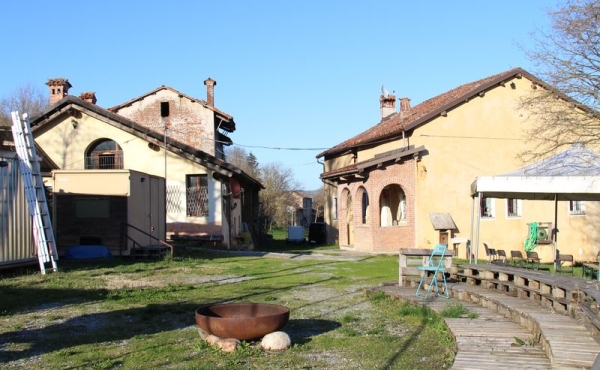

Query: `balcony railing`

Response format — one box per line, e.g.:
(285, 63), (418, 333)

(84, 153), (124, 170)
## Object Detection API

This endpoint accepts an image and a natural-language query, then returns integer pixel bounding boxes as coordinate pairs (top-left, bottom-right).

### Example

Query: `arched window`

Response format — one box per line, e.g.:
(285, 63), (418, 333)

(360, 188), (369, 224)
(85, 139), (123, 169)
(380, 184), (406, 227)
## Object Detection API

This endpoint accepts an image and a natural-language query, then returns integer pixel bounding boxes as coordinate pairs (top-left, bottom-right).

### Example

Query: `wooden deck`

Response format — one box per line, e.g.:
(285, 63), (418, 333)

(453, 263), (600, 337)
(373, 285), (551, 369)
(373, 261), (600, 369)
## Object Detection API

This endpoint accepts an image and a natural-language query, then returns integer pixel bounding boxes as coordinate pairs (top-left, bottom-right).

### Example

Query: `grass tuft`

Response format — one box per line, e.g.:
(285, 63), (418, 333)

(439, 302), (475, 318)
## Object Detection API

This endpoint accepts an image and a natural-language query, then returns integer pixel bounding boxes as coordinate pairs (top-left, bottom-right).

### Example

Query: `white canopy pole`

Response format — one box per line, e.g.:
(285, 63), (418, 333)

(469, 195), (475, 263)
(475, 192), (482, 263)
(553, 193), (558, 272)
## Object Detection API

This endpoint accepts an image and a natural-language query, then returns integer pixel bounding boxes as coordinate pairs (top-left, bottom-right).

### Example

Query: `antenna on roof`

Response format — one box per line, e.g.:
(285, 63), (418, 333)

(381, 84), (389, 98)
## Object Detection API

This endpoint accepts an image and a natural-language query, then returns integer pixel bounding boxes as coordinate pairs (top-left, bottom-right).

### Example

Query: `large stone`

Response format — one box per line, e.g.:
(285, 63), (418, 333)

(215, 338), (241, 353)
(260, 331), (291, 351)
(205, 335), (220, 345)
(197, 327), (209, 340)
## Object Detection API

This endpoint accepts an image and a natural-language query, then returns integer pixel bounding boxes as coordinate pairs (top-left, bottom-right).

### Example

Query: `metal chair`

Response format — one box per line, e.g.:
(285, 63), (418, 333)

(483, 243), (498, 263)
(555, 249), (574, 275)
(526, 251), (540, 270)
(496, 249), (507, 264)
(415, 244), (449, 299)
(510, 250), (525, 267)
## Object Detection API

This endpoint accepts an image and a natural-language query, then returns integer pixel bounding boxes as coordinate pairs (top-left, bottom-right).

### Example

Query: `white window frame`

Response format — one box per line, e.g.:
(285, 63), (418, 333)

(569, 200), (585, 216)
(480, 196), (495, 219)
(506, 198), (522, 218)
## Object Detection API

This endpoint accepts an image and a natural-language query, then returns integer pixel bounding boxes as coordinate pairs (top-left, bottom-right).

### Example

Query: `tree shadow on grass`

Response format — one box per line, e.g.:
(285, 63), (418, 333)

(0, 302), (199, 364)
(284, 318), (341, 345)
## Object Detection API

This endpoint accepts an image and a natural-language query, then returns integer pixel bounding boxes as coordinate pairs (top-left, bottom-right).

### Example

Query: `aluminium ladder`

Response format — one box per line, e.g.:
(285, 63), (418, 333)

(11, 111), (58, 274)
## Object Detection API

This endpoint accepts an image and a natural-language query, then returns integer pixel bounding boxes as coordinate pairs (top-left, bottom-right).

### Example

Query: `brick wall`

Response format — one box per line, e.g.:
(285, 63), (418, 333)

(55, 194), (127, 253)
(337, 159), (416, 253)
(117, 97), (214, 155)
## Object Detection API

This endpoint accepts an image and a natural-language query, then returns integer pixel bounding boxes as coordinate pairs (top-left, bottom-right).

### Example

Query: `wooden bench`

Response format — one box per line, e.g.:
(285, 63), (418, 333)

(452, 263), (600, 334)
(452, 265), (515, 295)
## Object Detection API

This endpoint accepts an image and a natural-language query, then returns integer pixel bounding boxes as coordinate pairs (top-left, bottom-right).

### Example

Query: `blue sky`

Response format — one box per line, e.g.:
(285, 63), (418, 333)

(1, 1), (556, 190)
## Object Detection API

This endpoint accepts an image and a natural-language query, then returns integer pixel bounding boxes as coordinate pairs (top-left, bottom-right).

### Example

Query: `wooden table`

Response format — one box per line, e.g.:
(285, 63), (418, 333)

(583, 262), (600, 281)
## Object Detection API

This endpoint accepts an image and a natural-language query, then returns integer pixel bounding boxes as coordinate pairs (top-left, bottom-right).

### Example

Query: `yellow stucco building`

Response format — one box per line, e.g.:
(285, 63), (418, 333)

(317, 68), (600, 263)
(28, 78), (262, 255)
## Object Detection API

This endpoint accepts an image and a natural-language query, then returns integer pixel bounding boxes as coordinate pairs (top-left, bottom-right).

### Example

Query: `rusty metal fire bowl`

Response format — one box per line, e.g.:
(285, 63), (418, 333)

(195, 302), (290, 341)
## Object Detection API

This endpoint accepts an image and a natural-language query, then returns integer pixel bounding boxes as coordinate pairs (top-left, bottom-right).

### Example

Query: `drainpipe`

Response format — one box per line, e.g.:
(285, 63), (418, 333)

(413, 154), (418, 248)
(225, 180), (232, 250)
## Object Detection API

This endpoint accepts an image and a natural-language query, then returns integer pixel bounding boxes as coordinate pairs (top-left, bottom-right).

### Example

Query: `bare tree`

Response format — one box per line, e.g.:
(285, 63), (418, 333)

(259, 162), (299, 229)
(519, 0), (600, 162)
(0, 83), (48, 127)
(225, 146), (261, 179)
(311, 186), (326, 222)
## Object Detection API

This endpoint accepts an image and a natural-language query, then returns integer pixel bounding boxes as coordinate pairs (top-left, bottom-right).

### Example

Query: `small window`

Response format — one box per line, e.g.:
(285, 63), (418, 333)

(160, 101), (170, 117)
(506, 198), (522, 218)
(569, 201), (585, 215)
(333, 197), (338, 220)
(186, 174), (209, 217)
(480, 196), (494, 218)
(75, 198), (110, 218)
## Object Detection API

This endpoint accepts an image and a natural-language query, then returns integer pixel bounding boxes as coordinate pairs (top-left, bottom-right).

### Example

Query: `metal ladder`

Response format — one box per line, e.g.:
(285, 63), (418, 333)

(11, 111), (58, 274)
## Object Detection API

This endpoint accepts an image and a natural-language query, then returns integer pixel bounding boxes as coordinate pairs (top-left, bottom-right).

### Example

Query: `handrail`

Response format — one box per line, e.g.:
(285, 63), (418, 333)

(122, 223), (173, 260)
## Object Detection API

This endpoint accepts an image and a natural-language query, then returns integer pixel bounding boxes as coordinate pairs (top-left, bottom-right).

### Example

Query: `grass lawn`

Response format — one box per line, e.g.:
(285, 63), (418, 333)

(0, 232), (459, 369)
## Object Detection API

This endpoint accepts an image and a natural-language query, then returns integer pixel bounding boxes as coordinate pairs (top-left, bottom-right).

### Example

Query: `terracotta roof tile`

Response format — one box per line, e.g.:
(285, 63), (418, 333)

(27, 96), (260, 188)
(317, 68), (532, 158)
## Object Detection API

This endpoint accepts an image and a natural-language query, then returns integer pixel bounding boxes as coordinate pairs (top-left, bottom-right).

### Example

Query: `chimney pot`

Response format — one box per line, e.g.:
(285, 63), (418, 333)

(380, 93), (396, 119)
(79, 91), (97, 104)
(399, 97), (411, 117)
(46, 78), (72, 105)
(204, 78), (216, 107)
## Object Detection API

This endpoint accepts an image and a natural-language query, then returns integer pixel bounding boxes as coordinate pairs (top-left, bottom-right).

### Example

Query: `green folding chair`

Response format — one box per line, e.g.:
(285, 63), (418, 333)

(415, 244), (449, 299)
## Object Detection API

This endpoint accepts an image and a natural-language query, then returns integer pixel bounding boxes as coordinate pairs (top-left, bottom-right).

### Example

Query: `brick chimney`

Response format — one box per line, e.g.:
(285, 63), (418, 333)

(204, 78), (216, 107)
(399, 97), (411, 118)
(380, 93), (396, 119)
(46, 78), (72, 105)
(79, 92), (97, 104)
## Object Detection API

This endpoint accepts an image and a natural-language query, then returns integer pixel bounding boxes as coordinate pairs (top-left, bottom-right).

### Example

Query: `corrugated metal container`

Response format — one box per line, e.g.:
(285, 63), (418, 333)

(0, 151), (36, 268)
